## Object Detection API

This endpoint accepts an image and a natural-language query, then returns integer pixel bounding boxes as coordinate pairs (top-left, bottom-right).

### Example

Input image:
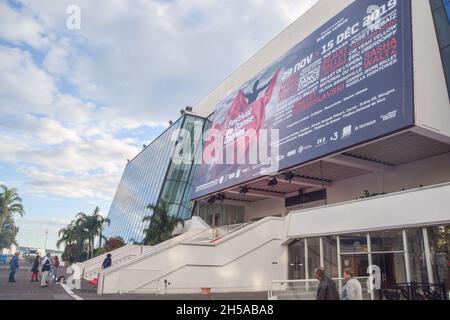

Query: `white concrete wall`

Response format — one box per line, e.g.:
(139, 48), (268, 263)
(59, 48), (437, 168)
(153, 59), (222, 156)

(327, 152), (450, 204)
(98, 217), (285, 294)
(286, 182), (450, 238)
(412, 0), (450, 142)
(245, 198), (285, 221)
(159, 240), (283, 294)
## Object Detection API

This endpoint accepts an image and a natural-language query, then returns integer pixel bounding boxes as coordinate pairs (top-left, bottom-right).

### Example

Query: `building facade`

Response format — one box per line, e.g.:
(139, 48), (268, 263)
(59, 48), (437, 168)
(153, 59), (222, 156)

(98, 0), (450, 298)
(103, 114), (206, 243)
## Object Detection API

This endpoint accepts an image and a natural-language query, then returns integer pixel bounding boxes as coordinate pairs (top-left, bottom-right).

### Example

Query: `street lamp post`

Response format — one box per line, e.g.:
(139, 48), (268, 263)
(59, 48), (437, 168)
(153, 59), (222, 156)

(44, 229), (48, 254)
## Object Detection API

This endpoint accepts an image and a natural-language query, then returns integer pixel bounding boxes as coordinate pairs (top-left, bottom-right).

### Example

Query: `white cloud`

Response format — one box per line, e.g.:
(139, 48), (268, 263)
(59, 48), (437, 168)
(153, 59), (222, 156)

(14, 0), (318, 124)
(0, 46), (56, 113)
(22, 167), (119, 200)
(43, 43), (69, 75)
(0, 1), (50, 49)
(0, 0), (317, 206)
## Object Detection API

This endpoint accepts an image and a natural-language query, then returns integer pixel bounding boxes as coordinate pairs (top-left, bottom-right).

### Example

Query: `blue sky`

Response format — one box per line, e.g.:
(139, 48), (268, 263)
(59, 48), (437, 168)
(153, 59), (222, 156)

(0, 0), (317, 250)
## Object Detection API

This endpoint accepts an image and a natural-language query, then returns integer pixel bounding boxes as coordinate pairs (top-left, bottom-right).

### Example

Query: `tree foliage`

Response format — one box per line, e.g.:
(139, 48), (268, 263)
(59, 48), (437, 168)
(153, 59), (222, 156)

(0, 185), (24, 249)
(142, 200), (184, 246)
(58, 206), (110, 262)
(103, 236), (126, 252)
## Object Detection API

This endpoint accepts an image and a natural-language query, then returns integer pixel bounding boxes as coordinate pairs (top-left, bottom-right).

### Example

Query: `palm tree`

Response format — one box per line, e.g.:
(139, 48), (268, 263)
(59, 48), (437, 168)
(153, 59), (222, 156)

(57, 220), (79, 248)
(142, 200), (185, 246)
(0, 185), (25, 231)
(75, 207), (110, 259)
(57, 207), (110, 261)
(57, 219), (87, 262)
(0, 215), (19, 249)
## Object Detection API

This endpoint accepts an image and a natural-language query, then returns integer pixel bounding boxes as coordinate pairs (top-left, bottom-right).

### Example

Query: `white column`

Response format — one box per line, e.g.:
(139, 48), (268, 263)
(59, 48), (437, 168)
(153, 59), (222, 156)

(422, 228), (435, 284)
(304, 239), (309, 280)
(402, 230), (411, 283)
(280, 245), (289, 282)
(304, 239), (309, 292)
(337, 236), (342, 293)
(367, 233), (374, 300)
(319, 237), (324, 268)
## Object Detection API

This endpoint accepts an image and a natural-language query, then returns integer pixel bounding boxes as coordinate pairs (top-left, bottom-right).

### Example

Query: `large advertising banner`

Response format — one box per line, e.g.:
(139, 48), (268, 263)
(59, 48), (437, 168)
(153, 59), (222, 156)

(191, 0), (413, 200)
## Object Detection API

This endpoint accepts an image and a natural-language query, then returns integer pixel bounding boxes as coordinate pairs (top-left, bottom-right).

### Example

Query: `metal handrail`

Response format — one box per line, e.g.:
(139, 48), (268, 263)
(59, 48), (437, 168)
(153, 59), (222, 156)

(189, 222), (253, 243)
(268, 277), (370, 300)
(377, 282), (448, 300)
(84, 254), (138, 279)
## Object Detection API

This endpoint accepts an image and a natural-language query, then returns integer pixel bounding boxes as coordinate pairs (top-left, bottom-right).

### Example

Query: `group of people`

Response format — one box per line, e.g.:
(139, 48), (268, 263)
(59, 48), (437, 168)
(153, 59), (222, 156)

(31, 252), (60, 287)
(8, 252), (60, 288)
(315, 267), (363, 300)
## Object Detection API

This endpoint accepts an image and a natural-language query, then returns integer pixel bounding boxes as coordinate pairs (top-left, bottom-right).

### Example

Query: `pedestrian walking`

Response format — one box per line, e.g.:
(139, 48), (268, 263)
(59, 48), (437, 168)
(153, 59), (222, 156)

(67, 261), (81, 290)
(102, 253), (112, 269)
(40, 253), (52, 287)
(314, 267), (340, 300)
(53, 256), (60, 282)
(49, 255), (55, 283)
(8, 252), (20, 283)
(342, 268), (363, 300)
(31, 255), (40, 282)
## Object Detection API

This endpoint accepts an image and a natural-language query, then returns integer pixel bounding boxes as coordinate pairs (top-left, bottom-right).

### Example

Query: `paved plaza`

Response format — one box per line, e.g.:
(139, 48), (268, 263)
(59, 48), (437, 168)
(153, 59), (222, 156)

(0, 262), (267, 300)
(0, 263), (72, 300)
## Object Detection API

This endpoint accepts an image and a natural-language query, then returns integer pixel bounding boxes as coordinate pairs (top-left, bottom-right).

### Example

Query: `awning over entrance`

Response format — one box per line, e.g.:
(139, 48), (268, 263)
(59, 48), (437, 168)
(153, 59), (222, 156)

(285, 182), (450, 239)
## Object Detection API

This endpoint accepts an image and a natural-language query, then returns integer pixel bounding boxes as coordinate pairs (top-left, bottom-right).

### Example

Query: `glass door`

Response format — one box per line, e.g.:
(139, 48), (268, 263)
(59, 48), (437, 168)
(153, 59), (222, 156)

(288, 239), (306, 280)
(370, 230), (407, 287)
(371, 252), (407, 286)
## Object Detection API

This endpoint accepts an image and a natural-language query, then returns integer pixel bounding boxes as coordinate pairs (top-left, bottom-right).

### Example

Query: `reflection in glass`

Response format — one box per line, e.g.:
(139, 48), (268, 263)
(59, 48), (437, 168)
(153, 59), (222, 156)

(288, 239), (306, 280)
(307, 238), (321, 279)
(340, 234), (368, 253)
(428, 225), (450, 288)
(406, 228), (428, 283)
(103, 115), (206, 243)
(372, 253), (407, 286)
(323, 236), (339, 278)
(196, 203), (245, 227)
(370, 230), (404, 252)
(341, 254), (369, 278)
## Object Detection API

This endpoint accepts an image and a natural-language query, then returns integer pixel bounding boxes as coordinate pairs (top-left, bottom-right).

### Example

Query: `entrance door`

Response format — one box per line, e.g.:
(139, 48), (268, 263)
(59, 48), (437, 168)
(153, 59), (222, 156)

(370, 230), (407, 287)
(288, 239), (306, 280)
(372, 253), (407, 286)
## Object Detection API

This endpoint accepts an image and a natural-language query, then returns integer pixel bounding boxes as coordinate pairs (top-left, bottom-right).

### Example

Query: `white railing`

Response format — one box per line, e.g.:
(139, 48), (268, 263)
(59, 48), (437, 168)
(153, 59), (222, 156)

(80, 245), (145, 280)
(188, 222), (253, 243)
(83, 254), (139, 280)
(268, 277), (372, 300)
(98, 217), (284, 295)
(97, 227), (211, 294)
(126, 218), (283, 294)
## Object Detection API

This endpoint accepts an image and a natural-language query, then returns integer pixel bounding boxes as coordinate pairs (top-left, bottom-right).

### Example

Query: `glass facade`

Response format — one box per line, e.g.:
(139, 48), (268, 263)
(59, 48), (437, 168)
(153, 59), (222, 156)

(194, 203), (245, 227)
(428, 225), (450, 289)
(103, 114), (206, 243)
(288, 225), (450, 299)
(158, 116), (206, 220)
(430, 0), (450, 97)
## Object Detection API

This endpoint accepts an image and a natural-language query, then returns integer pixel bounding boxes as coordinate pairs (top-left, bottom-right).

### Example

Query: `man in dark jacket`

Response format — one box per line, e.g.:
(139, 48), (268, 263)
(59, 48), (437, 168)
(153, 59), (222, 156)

(9, 252), (19, 282)
(315, 267), (340, 300)
(102, 254), (112, 269)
